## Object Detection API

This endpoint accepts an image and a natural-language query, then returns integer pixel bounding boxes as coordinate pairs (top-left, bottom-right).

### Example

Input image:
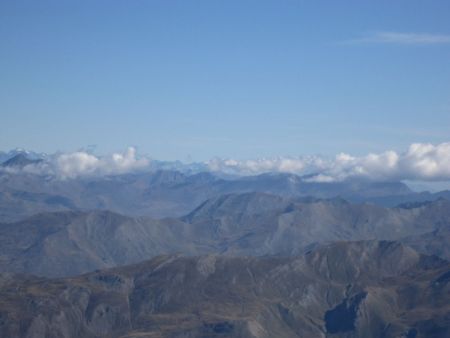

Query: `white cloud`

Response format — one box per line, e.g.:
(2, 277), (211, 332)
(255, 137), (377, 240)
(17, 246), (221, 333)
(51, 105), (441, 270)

(206, 142), (450, 182)
(401, 142), (450, 180)
(303, 174), (335, 183)
(55, 147), (150, 178)
(57, 152), (100, 178)
(347, 31), (450, 45)
(2, 142), (450, 182)
(7, 147), (150, 179)
(207, 156), (327, 176)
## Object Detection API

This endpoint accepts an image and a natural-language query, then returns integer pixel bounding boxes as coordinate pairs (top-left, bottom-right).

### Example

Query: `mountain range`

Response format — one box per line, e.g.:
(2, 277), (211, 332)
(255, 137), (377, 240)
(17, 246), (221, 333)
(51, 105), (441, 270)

(1, 153), (450, 223)
(0, 153), (449, 337)
(0, 240), (448, 337)
(0, 192), (449, 278)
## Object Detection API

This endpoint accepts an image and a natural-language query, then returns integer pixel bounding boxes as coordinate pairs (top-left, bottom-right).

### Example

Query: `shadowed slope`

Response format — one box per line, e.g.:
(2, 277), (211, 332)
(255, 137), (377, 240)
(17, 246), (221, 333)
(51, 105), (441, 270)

(0, 241), (448, 338)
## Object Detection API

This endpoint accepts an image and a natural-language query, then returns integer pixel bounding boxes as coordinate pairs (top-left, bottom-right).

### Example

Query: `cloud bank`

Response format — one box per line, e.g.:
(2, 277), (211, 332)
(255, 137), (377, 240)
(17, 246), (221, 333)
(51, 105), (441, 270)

(206, 142), (450, 182)
(55, 147), (149, 178)
(3, 147), (150, 179)
(2, 142), (450, 182)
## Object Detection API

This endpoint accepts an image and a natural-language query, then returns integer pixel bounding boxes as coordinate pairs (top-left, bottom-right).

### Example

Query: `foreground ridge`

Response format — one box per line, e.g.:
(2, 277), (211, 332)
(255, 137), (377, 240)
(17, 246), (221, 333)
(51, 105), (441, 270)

(1, 240), (449, 337)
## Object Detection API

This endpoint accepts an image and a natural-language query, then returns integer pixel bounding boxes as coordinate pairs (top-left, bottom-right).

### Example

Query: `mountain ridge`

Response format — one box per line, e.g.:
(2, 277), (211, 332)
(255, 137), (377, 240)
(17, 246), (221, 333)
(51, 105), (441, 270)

(0, 240), (448, 338)
(1, 165), (449, 222)
(1, 193), (449, 277)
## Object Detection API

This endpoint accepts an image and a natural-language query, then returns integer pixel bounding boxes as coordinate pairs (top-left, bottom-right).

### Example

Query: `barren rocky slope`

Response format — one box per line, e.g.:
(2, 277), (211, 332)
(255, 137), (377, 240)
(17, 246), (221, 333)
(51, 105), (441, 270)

(0, 241), (448, 338)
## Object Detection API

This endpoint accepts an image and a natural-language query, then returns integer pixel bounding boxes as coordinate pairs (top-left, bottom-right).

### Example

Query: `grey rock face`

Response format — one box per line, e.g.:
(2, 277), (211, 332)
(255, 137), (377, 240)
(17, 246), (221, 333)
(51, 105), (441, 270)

(0, 241), (448, 338)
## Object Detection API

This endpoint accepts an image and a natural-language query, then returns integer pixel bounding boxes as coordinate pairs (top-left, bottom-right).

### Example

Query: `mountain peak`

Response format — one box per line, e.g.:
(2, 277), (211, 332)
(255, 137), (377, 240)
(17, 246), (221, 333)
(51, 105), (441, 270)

(1, 153), (42, 168)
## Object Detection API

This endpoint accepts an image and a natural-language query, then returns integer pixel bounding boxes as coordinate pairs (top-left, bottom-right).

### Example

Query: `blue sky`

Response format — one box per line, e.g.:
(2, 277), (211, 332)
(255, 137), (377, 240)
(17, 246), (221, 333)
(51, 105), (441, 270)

(1, 0), (450, 161)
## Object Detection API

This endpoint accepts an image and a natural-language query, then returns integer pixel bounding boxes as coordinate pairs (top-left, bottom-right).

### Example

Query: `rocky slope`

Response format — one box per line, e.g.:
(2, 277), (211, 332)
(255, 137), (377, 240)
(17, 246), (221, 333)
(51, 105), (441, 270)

(0, 241), (448, 338)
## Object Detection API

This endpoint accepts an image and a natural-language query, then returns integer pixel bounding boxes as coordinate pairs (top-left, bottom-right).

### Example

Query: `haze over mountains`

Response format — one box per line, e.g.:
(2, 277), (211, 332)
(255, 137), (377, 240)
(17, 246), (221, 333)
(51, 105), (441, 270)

(1, 151), (450, 275)
(3, 142), (450, 182)
(1, 150), (450, 222)
(1, 150), (450, 337)
(1, 193), (450, 278)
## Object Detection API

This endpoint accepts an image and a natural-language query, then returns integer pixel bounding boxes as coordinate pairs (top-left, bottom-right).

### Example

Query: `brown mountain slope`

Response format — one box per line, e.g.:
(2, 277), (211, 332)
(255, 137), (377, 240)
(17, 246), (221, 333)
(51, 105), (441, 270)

(0, 241), (449, 338)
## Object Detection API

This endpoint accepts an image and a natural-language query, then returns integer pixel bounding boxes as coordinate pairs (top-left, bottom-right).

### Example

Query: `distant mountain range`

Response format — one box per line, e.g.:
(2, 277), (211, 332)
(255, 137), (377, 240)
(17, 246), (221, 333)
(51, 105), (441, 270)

(1, 193), (449, 278)
(1, 152), (450, 337)
(1, 153), (450, 223)
(1, 240), (448, 337)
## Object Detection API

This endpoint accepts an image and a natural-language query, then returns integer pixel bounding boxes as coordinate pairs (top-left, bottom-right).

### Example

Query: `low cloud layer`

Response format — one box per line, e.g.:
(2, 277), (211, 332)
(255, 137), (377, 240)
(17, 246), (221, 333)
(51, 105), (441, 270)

(55, 147), (149, 178)
(206, 142), (450, 182)
(2, 147), (150, 179)
(1, 142), (450, 182)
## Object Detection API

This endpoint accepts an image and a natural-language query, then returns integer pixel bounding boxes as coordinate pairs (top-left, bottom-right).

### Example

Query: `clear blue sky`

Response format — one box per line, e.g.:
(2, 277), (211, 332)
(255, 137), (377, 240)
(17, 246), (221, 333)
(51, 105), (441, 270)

(1, 0), (449, 161)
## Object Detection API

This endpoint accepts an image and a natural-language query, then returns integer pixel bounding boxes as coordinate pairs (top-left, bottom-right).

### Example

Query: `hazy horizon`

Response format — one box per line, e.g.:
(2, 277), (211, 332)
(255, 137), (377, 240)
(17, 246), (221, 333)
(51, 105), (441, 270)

(2, 142), (450, 192)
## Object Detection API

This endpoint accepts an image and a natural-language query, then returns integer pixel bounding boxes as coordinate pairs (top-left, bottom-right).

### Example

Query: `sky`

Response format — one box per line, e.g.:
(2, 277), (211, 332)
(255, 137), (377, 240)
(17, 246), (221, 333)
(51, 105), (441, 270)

(1, 0), (450, 162)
